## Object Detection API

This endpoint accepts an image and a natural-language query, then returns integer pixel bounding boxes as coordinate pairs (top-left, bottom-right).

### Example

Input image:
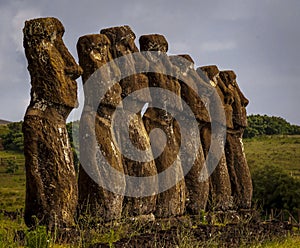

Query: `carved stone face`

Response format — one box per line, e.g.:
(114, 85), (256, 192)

(77, 34), (115, 81)
(200, 65), (219, 85)
(219, 71), (249, 128)
(169, 55), (210, 123)
(23, 17), (82, 108)
(170, 54), (194, 73)
(139, 34), (183, 111)
(200, 66), (236, 128)
(101, 26), (138, 57)
(139, 34), (168, 53)
(77, 34), (122, 109)
(100, 26), (151, 107)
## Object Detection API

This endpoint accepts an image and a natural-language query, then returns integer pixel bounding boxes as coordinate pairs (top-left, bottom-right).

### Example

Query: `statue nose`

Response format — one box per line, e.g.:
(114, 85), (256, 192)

(237, 86), (249, 107)
(65, 65), (83, 80)
(242, 97), (249, 107)
(56, 40), (83, 80)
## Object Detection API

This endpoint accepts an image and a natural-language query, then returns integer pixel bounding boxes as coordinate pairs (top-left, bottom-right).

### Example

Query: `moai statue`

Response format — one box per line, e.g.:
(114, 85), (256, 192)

(219, 71), (252, 209)
(139, 34), (186, 217)
(169, 54), (210, 214)
(100, 26), (158, 217)
(22, 17), (82, 228)
(76, 34), (125, 221)
(199, 65), (233, 211)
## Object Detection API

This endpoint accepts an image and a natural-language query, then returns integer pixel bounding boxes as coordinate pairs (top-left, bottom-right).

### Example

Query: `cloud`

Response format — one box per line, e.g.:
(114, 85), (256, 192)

(170, 42), (191, 55)
(12, 8), (41, 52)
(211, 0), (256, 21)
(0, 1), (41, 121)
(200, 41), (236, 52)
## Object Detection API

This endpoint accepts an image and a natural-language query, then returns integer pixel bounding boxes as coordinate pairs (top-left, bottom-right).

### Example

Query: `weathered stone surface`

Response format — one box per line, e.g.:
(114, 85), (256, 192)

(219, 71), (248, 128)
(139, 35), (186, 217)
(200, 65), (233, 211)
(170, 55), (210, 123)
(200, 66), (234, 129)
(101, 26), (157, 216)
(169, 55), (209, 214)
(77, 34), (125, 221)
(22, 17), (82, 228)
(139, 34), (182, 111)
(219, 70), (252, 209)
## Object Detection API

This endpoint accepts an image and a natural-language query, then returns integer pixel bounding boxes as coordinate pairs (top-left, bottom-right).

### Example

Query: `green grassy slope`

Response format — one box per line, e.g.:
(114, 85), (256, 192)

(244, 135), (300, 178)
(0, 135), (299, 247)
(0, 150), (25, 211)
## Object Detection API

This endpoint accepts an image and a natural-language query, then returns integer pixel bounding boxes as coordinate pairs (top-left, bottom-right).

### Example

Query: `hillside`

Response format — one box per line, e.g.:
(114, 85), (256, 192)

(0, 135), (299, 247)
(244, 114), (300, 138)
(244, 135), (300, 178)
(0, 119), (11, 125)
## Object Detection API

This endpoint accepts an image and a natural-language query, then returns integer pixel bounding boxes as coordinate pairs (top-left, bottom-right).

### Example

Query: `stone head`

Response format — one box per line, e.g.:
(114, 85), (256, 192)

(219, 70), (249, 128)
(196, 67), (210, 84)
(139, 34), (168, 53)
(100, 25), (138, 56)
(77, 34), (122, 109)
(23, 17), (82, 108)
(99, 27), (150, 108)
(139, 34), (183, 111)
(169, 55), (210, 123)
(200, 65), (220, 82)
(77, 34), (113, 82)
(100, 25), (151, 73)
(169, 54), (194, 72)
(201, 66), (235, 128)
(219, 71), (248, 106)
(219, 70), (236, 87)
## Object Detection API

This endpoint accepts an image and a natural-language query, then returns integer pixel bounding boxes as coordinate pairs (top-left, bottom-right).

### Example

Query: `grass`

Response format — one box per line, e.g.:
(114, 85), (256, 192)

(0, 216), (26, 247)
(0, 135), (299, 247)
(0, 150), (25, 212)
(250, 235), (300, 248)
(244, 135), (300, 178)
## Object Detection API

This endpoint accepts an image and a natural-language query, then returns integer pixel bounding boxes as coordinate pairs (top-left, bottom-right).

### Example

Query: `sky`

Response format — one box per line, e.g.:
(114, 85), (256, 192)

(0, 0), (300, 124)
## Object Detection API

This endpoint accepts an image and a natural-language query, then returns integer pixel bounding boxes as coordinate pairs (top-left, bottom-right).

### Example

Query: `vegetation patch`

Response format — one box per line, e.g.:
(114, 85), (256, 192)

(244, 115), (300, 138)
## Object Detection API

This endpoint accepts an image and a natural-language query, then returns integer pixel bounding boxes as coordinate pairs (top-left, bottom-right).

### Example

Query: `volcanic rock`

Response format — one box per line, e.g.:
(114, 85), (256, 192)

(22, 17), (82, 228)
(101, 26), (157, 216)
(199, 65), (233, 210)
(219, 70), (252, 209)
(139, 34), (186, 217)
(77, 34), (125, 221)
(169, 54), (210, 214)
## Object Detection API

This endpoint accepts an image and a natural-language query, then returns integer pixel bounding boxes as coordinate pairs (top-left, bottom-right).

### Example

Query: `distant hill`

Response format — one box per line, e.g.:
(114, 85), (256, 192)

(0, 119), (11, 125)
(244, 114), (300, 138)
